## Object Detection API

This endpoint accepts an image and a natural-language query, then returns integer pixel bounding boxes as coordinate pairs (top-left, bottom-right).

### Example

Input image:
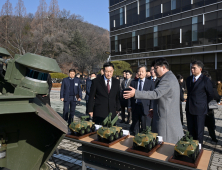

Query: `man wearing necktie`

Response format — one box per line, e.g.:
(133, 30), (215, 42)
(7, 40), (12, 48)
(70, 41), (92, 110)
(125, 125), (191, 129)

(88, 62), (121, 124)
(128, 65), (155, 135)
(148, 66), (160, 87)
(186, 60), (214, 144)
(120, 70), (133, 124)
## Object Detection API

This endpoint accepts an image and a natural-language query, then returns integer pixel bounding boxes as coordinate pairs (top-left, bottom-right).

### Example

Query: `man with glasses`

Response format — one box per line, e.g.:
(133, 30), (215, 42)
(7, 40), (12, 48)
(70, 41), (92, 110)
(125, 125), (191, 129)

(148, 66), (160, 87)
(186, 61), (214, 144)
(124, 58), (183, 144)
(88, 62), (121, 124)
(120, 70), (133, 124)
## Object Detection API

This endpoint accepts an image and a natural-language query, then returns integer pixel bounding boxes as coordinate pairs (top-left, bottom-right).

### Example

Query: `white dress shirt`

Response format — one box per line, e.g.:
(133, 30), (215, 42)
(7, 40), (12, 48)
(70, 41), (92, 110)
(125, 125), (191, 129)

(193, 73), (201, 82)
(104, 76), (112, 89)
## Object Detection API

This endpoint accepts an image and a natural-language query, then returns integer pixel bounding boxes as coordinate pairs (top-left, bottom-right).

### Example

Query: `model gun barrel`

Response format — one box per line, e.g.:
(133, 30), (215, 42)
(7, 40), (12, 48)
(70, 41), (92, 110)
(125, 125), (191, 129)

(110, 114), (119, 126)
(102, 112), (112, 126)
(80, 115), (89, 121)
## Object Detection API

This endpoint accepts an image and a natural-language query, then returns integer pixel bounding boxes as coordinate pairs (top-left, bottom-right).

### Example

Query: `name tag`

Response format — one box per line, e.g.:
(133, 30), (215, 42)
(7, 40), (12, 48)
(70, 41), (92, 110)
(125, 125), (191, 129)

(75, 83), (78, 86)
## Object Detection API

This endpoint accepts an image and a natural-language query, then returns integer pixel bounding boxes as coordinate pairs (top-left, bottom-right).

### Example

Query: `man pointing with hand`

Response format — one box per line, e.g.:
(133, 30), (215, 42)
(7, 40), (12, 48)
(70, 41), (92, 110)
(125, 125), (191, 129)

(124, 58), (183, 144)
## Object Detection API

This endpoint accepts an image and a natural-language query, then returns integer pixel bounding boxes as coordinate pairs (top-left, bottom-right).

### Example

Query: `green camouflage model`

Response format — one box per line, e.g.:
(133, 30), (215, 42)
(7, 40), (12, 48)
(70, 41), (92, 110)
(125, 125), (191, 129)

(97, 113), (123, 142)
(133, 126), (158, 152)
(174, 131), (199, 160)
(69, 116), (96, 135)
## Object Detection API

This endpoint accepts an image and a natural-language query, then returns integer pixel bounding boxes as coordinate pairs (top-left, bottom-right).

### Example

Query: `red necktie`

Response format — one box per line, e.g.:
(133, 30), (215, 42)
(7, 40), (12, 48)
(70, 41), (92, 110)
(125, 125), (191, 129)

(194, 78), (196, 82)
(107, 79), (110, 93)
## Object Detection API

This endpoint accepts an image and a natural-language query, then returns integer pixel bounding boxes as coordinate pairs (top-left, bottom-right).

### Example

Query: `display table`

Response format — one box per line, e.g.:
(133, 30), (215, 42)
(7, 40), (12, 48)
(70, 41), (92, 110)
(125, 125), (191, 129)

(65, 134), (212, 170)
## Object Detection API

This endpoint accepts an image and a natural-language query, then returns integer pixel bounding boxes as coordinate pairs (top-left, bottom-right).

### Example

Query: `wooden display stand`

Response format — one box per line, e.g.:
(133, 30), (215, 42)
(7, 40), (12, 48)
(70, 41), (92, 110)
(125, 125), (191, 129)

(65, 131), (97, 140)
(168, 149), (204, 168)
(91, 135), (129, 147)
(126, 142), (164, 157)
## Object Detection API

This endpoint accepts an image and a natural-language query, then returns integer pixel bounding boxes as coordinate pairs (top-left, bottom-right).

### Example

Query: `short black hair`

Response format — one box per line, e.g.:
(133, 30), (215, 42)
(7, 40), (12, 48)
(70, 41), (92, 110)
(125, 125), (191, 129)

(137, 64), (147, 72)
(123, 70), (127, 73)
(116, 75), (119, 78)
(69, 69), (76, 73)
(176, 74), (183, 80)
(90, 72), (96, 76)
(152, 58), (169, 70)
(192, 60), (204, 69)
(76, 73), (80, 76)
(126, 70), (132, 75)
(103, 62), (114, 69)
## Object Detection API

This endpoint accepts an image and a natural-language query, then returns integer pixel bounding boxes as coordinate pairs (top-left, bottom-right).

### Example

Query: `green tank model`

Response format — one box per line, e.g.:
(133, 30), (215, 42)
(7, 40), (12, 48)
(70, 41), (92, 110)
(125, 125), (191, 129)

(174, 131), (199, 161)
(69, 115), (95, 135)
(133, 126), (158, 152)
(0, 49), (67, 170)
(97, 113), (123, 142)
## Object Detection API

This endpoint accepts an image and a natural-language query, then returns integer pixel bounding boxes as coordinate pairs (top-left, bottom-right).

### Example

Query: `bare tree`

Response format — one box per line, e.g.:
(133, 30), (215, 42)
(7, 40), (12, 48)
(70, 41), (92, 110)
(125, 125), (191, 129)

(0, 0), (13, 54)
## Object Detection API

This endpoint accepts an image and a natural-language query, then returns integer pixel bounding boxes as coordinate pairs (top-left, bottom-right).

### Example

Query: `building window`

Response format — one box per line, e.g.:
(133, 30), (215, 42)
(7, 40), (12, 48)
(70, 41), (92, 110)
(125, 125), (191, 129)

(192, 16), (198, 41)
(120, 8), (124, 26)
(171, 0), (176, 10)
(132, 31), (136, 50)
(115, 36), (118, 52)
(146, 0), (150, 18)
(154, 26), (158, 47)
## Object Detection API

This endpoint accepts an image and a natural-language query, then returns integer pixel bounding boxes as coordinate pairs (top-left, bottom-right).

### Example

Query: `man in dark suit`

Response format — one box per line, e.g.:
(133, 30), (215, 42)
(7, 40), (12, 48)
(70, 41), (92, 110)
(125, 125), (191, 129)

(85, 73), (96, 116)
(148, 66), (160, 87)
(186, 60), (214, 144)
(60, 69), (82, 125)
(129, 65), (155, 135)
(120, 70), (133, 124)
(88, 62), (121, 124)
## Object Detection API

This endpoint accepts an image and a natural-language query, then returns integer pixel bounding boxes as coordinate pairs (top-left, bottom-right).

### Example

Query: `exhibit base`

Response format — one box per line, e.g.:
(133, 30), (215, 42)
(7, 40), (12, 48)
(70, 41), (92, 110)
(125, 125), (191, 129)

(65, 131), (97, 140)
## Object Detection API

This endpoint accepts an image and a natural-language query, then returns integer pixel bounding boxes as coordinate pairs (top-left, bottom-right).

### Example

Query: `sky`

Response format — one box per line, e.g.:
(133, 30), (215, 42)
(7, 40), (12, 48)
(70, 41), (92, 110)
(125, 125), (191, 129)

(0, 0), (110, 30)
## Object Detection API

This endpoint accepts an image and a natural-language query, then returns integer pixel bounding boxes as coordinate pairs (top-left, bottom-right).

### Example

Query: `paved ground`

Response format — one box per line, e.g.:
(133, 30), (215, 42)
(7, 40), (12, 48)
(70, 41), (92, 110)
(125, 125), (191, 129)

(48, 89), (222, 170)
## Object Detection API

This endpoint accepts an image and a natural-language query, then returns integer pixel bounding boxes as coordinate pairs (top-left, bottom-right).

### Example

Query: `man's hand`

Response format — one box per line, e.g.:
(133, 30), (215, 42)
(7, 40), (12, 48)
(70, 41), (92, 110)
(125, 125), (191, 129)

(61, 98), (64, 102)
(42, 95), (47, 97)
(77, 98), (81, 101)
(116, 111), (120, 116)
(123, 86), (136, 99)
(148, 109), (153, 118)
(89, 112), (93, 117)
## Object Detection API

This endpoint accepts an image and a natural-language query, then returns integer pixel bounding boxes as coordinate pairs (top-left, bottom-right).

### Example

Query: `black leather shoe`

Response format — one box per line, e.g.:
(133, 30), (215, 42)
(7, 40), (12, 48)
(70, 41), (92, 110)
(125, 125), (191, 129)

(120, 120), (125, 123)
(125, 120), (132, 124)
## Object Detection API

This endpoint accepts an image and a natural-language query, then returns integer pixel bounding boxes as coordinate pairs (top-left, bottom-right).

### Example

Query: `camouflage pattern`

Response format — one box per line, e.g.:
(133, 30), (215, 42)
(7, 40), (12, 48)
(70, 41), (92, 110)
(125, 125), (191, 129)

(133, 126), (158, 150)
(97, 113), (123, 142)
(69, 116), (95, 135)
(174, 131), (199, 159)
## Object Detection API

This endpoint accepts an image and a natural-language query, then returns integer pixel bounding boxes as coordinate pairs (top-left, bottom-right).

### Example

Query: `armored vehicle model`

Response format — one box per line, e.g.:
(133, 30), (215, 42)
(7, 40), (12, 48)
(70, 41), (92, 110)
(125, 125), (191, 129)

(133, 126), (158, 152)
(174, 131), (199, 161)
(0, 48), (67, 170)
(69, 115), (95, 135)
(97, 113), (123, 142)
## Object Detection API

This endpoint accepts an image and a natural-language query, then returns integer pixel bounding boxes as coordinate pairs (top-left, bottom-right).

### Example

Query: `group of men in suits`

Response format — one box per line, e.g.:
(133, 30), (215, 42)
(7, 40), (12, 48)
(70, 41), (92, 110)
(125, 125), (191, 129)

(60, 58), (215, 145)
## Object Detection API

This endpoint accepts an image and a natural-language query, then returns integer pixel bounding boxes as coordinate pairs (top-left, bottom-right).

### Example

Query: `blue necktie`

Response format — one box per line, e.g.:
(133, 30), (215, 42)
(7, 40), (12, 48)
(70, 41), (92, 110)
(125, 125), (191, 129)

(137, 80), (142, 104)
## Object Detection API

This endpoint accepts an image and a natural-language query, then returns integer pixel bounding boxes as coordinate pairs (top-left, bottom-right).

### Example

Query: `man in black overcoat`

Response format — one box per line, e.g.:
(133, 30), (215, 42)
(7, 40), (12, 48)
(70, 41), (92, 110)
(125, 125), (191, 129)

(88, 62), (121, 124)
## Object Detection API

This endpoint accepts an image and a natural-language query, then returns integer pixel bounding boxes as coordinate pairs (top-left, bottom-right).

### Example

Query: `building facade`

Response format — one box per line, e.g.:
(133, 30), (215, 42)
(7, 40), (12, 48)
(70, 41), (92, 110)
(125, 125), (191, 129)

(109, 0), (222, 81)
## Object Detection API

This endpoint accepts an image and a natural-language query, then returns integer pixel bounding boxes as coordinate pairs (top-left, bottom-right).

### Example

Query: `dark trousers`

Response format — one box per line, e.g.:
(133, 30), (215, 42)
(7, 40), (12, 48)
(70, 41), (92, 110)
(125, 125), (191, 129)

(186, 111), (206, 144)
(63, 96), (77, 125)
(131, 104), (151, 135)
(86, 100), (89, 115)
(205, 110), (217, 140)
(121, 106), (132, 121)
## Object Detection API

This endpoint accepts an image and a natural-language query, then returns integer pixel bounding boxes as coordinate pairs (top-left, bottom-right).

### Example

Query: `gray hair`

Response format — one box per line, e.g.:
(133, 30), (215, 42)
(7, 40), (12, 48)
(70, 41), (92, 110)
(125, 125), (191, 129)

(137, 64), (147, 73)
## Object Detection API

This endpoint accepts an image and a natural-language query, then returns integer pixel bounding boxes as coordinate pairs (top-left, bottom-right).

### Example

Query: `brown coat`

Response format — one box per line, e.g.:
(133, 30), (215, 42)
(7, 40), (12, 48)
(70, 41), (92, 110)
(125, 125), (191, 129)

(217, 83), (222, 96)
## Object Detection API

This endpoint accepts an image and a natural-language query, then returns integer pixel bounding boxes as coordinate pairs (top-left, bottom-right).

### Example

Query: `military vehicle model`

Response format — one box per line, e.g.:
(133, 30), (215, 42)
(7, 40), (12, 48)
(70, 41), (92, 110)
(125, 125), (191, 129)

(97, 113), (123, 142)
(174, 131), (199, 161)
(133, 126), (158, 152)
(0, 48), (67, 170)
(69, 115), (95, 135)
